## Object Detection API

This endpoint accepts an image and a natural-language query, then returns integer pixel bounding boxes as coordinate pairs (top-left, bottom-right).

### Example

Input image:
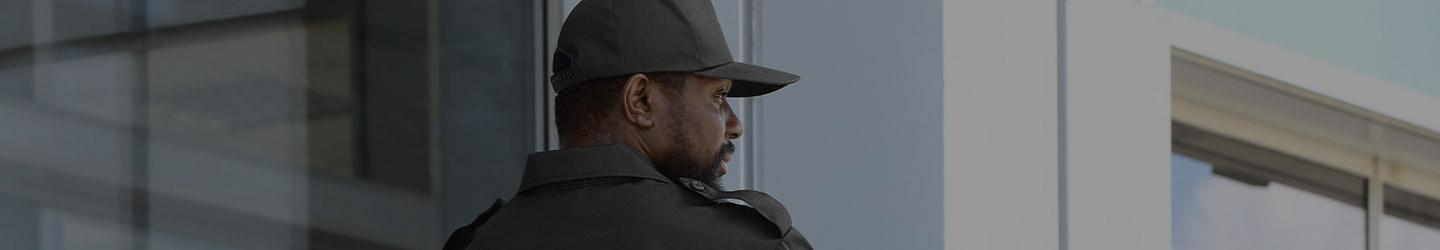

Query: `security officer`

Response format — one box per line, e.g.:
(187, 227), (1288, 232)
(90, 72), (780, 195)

(443, 0), (810, 249)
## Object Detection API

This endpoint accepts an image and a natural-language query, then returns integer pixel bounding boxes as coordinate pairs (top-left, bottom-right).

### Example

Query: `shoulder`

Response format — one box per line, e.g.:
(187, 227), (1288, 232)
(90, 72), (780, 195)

(672, 178), (793, 235)
(670, 178), (814, 250)
(468, 177), (809, 249)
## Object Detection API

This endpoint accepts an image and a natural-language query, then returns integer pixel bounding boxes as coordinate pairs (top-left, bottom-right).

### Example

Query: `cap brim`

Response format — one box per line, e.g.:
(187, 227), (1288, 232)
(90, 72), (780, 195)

(692, 62), (800, 97)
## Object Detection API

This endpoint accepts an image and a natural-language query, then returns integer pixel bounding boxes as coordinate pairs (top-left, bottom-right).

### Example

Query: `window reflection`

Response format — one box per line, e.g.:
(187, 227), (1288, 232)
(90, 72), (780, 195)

(1172, 153), (1366, 250)
(1381, 215), (1440, 250)
(1381, 186), (1440, 250)
(0, 0), (539, 249)
(1173, 122), (1371, 250)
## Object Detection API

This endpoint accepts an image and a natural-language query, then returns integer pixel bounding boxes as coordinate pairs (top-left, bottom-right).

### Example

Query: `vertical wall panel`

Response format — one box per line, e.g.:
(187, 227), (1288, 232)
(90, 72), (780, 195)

(942, 0), (1059, 249)
(1063, 1), (1171, 250)
(755, 0), (943, 249)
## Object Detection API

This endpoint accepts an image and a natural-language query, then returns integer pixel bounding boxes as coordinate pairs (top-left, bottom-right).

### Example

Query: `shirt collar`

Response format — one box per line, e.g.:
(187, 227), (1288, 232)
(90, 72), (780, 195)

(518, 143), (673, 192)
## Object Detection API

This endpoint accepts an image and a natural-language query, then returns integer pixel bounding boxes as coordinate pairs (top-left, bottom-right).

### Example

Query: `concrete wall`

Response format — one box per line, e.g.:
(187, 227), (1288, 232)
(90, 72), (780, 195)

(1063, 1), (1171, 250)
(942, 0), (1172, 249)
(943, 0), (1060, 249)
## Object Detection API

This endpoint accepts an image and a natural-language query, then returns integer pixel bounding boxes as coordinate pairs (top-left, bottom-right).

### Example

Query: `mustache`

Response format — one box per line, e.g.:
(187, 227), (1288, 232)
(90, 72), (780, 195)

(720, 141), (735, 156)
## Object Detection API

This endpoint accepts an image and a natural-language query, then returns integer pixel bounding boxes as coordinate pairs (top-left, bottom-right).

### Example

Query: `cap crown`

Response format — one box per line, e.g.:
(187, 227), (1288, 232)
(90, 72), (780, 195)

(551, 0), (735, 92)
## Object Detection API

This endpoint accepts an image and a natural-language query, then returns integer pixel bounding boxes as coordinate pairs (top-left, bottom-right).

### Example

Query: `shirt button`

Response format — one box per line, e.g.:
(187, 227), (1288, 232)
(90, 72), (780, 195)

(688, 181), (707, 191)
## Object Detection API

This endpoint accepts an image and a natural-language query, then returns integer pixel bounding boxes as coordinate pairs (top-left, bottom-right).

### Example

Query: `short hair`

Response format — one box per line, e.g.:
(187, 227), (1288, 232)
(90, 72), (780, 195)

(554, 72), (688, 142)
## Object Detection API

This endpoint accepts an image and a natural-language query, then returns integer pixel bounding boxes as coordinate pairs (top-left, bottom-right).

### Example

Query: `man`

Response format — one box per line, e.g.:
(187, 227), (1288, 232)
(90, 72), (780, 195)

(442, 0), (811, 249)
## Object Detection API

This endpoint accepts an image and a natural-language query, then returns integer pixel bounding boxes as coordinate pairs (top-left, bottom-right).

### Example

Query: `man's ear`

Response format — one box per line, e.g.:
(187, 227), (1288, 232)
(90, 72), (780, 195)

(620, 73), (657, 128)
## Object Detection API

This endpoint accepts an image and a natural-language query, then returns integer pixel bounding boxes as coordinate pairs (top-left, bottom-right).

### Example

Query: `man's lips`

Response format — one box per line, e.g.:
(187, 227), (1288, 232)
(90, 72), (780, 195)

(719, 153), (733, 175)
(718, 141), (736, 176)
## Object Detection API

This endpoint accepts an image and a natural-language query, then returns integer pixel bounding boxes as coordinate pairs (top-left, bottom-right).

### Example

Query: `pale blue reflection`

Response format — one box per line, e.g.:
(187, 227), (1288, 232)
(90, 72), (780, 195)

(1158, 0), (1440, 97)
(1172, 154), (1366, 250)
(1381, 215), (1440, 250)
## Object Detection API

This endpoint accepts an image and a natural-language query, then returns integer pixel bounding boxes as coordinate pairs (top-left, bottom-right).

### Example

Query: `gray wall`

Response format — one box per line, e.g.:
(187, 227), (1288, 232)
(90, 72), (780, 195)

(753, 0), (944, 249)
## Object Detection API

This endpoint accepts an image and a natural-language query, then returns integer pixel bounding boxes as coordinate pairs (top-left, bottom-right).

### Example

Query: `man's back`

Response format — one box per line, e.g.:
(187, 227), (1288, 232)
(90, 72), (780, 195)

(454, 144), (810, 250)
(456, 0), (815, 246)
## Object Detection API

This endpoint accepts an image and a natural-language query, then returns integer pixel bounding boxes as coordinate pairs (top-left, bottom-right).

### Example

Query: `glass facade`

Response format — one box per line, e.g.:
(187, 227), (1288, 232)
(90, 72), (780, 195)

(1171, 153), (1367, 250)
(1380, 215), (1440, 250)
(1381, 186), (1440, 250)
(1158, 0), (1440, 97)
(0, 0), (540, 249)
(1172, 122), (1440, 250)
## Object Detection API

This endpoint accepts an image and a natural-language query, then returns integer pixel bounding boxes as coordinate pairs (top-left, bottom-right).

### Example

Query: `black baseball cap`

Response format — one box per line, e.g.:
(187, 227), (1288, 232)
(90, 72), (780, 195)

(550, 0), (799, 97)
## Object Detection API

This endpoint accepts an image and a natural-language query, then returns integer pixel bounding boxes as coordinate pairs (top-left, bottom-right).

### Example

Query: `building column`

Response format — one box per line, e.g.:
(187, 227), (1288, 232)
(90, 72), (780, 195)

(942, 0), (1060, 249)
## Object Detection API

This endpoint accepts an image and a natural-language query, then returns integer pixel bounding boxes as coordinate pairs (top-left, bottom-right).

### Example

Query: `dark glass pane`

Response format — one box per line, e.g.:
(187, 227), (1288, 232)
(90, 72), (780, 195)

(0, 0), (539, 249)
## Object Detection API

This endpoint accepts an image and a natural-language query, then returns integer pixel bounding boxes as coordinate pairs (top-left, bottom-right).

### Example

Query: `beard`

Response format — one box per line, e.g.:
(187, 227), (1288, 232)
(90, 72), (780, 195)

(651, 125), (734, 190)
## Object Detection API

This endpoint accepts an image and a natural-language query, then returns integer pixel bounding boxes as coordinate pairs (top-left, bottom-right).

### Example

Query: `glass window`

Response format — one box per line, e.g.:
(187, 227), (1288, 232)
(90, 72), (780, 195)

(1381, 186), (1440, 250)
(1172, 153), (1367, 250)
(0, 0), (542, 249)
(1172, 123), (1368, 250)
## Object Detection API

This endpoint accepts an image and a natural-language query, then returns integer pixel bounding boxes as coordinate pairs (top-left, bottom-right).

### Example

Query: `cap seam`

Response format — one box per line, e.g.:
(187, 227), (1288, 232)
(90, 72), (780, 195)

(670, 0), (706, 68)
(609, 0), (624, 77)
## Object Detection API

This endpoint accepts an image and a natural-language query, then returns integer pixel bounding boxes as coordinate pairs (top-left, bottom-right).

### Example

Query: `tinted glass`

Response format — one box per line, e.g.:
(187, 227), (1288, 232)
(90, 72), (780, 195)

(0, 0), (539, 249)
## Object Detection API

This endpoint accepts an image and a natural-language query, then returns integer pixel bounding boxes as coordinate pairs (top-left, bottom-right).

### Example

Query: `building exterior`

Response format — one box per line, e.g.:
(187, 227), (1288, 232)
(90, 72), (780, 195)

(0, 0), (1435, 249)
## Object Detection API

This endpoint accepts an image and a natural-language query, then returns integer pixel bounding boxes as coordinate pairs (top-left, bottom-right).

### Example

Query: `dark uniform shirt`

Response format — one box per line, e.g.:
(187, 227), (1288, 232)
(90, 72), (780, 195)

(446, 144), (812, 250)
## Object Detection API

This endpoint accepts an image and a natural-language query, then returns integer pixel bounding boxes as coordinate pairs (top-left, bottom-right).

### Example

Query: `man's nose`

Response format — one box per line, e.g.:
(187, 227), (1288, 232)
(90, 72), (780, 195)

(724, 101), (743, 140)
